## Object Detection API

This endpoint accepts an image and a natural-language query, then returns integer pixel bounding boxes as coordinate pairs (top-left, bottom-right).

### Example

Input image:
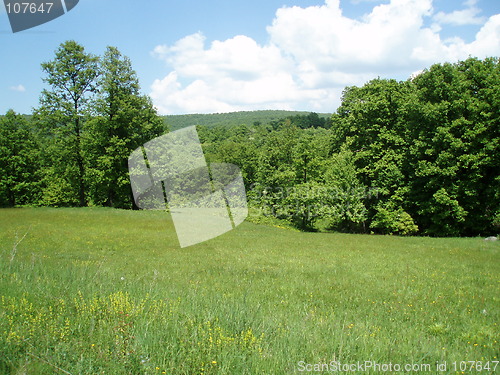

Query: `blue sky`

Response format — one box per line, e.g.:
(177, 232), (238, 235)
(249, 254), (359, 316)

(1, 0), (499, 115)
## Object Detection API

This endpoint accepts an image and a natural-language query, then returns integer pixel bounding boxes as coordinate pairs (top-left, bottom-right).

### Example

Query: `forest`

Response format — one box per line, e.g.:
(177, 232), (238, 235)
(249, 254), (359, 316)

(0, 40), (498, 237)
(164, 110), (331, 131)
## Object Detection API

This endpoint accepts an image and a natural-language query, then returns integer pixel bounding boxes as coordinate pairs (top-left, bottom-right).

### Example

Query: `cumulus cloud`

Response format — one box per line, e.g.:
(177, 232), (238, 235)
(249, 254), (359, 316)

(433, 0), (486, 26)
(10, 84), (26, 92)
(151, 0), (500, 114)
(268, 0), (435, 74)
(151, 33), (328, 114)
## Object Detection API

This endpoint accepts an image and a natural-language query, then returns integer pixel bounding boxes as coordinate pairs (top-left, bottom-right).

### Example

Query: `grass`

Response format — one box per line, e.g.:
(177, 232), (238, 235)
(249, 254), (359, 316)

(0, 207), (498, 374)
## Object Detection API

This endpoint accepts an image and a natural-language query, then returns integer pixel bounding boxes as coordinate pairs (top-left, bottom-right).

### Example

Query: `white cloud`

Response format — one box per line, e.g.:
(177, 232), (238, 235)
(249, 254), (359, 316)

(467, 14), (500, 56)
(10, 84), (26, 92)
(151, 0), (500, 114)
(150, 33), (328, 114)
(268, 0), (434, 73)
(433, 0), (486, 26)
(153, 33), (291, 81)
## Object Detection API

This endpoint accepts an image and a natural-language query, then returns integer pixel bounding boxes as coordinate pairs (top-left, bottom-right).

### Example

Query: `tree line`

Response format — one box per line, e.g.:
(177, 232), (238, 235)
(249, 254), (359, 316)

(164, 110), (331, 131)
(0, 41), (164, 208)
(0, 40), (498, 237)
(198, 57), (499, 237)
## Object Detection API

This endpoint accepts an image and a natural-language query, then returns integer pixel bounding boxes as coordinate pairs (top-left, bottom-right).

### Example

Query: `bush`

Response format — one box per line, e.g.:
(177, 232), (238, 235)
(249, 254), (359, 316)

(370, 204), (418, 235)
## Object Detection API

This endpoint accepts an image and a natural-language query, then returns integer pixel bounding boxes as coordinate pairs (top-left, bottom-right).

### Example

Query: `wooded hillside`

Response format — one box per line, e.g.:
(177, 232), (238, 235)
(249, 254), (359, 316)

(163, 110), (331, 130)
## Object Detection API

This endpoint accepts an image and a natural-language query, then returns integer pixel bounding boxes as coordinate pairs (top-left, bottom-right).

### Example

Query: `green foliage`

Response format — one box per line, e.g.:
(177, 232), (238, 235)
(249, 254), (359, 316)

(407, 57), (500, 236)
(200, 58), (498, 237)
(275, 181), (328, 231)
(0, 111), (40, 206)
(35, 40), (100, 207)
(322, 147), (368, 232)
(39, 167), (79, 207)
(0, 52), (497, 237)
(492, 210), (500, 231)
(17, 41), (165, 209)
(85, 47), (164, 208)
(370, 204), (418, 235)
(164, 110), (331, 131)
(331, 57), (499, 236)
(333, 78), (413, 215)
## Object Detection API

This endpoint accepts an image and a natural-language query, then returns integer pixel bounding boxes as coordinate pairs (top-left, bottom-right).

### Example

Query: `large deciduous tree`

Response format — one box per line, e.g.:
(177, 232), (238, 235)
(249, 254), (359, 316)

(408, 57), (500, 236)
(35, 40), (99, 207)
(332, 78), (418, 235)
(85, 46), (164, 208)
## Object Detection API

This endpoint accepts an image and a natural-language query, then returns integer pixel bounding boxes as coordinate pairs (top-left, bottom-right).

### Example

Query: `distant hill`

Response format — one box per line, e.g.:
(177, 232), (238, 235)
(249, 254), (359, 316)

(163, 110), (332, 131)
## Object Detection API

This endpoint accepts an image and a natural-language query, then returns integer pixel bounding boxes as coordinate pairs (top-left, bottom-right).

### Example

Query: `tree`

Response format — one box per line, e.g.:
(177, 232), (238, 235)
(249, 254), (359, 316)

(273, 148), (368, 232)
(288, 112), (328, 129)
(332, 78), (417, 234)
(35, 40), (99, 206)
(291, 128), (331, 184)
(257, 120), (304, 184)
(275, 181), (329, 231)
(85, 46), (165, 208)
(408, 57), (500, 236)
(0, 110), (40, 206)
(322, 147), (368, 232)
(330, 58), (499, 236)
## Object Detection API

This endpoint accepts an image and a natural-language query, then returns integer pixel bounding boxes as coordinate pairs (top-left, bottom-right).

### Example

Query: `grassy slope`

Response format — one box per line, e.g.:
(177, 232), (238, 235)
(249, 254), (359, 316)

(163, 110), (332, 131)
(0, 207), (498, 374)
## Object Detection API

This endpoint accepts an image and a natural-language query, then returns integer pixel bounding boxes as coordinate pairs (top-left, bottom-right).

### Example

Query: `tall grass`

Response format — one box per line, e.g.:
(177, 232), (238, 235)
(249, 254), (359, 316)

(0, 207), (498, 374)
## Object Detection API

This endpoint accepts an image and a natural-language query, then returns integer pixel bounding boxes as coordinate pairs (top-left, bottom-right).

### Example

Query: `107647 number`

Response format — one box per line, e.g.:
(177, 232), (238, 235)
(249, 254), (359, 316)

(5, 2), (54, 14)
(451, 361), (499, 372)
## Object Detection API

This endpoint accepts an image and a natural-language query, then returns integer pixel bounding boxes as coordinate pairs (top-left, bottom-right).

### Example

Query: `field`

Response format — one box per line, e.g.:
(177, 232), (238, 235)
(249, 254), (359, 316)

(0, 208), (498, 374)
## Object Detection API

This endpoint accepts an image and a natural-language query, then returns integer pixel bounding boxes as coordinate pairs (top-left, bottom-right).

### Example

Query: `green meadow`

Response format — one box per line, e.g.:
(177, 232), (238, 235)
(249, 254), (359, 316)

(0, 208), (498, 374)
